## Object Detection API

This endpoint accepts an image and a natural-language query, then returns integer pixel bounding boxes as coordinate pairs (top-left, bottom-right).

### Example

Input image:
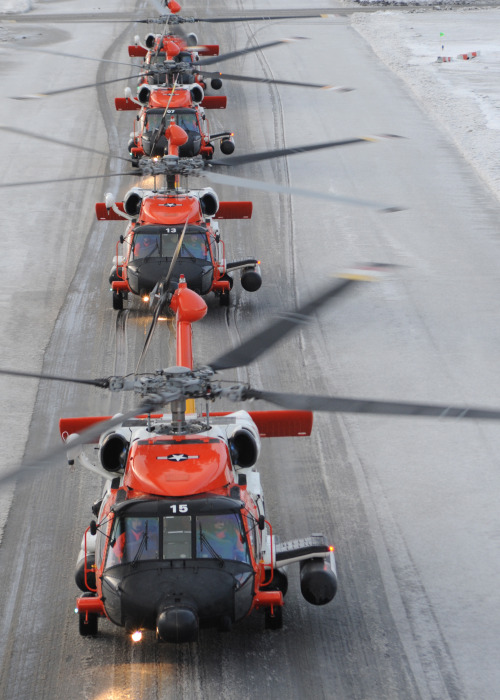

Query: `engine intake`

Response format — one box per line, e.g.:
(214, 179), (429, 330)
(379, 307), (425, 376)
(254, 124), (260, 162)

(189, 84), (204, 104)
(228, 428), (259, 468)
(123, 189), (143, 217)
(100, 433), (129, 473)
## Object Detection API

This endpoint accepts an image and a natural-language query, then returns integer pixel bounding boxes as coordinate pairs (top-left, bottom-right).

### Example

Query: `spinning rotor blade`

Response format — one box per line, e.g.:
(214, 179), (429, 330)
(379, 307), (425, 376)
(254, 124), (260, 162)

(210, 134), (402, 168)
(11, 73), (146, 100)
(0, 367), (110, 388)
(0, 173), (131, 188)
(1, 44), (135, 69)
(200, 70), (350, 92)
(209, 266), (392, 371)
(241, 390), (500, 421)
(0, 126), (131, 163)
(203, 171), (400, 211)
(153, 12), (336, 24)
(0, 401), (160, 488)
(135, 220), (189, 372)
(195, 37), (308, 67)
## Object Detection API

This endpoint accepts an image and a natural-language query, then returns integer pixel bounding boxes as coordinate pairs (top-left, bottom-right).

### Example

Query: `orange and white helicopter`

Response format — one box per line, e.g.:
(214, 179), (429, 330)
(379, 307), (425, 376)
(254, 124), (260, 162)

(3, 266), (500, 642)
(118, 91), (234, 165)
(0, 122), (403, 314)
(97, 127), (402, 311)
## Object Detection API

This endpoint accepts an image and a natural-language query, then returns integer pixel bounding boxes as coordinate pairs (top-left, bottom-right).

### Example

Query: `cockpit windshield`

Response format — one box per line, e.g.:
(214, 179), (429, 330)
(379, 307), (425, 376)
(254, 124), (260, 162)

(131, 227), (210, 262)
(145, 111), (199, 134)
(107, 516), (160, 566)
(175, 112), (199, 134)
(105, 511), (250, 568)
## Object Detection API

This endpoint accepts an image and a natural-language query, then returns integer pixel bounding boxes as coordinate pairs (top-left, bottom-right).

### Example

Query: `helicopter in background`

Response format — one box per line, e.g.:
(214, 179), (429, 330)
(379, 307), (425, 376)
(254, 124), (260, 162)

(100, 180), (258, 310)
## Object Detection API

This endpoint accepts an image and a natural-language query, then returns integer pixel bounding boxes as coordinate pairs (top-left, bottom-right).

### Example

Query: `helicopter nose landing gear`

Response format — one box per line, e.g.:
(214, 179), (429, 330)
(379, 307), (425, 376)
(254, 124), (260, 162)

(156, 605), (199, 643)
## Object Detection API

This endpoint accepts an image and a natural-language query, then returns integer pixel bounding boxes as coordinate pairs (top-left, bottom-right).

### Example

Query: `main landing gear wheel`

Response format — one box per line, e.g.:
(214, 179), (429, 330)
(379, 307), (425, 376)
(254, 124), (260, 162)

(264, 606), (283, 630)
(112, 291), (124, 311)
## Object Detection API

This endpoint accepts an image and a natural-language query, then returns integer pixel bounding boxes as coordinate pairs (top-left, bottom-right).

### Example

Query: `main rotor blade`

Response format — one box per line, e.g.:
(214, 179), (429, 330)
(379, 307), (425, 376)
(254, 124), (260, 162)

(11, 73), (146, 100)
(1, 44), (135, 69)
(209, 266), (392, 371)
(242, 389), (500, 421)
(0, 367), (110, 388)
(210, 134), (402, 168)
(0, 172), (133, 188)
(0, 401), (158, 488)
(196, 37), (307, 67)
(135, 219), (189, 372)
(202, 171), (400, 211)
(200, 70), (351, 91)
(169, 12), (334, 24)
(0, 125), (130, 163)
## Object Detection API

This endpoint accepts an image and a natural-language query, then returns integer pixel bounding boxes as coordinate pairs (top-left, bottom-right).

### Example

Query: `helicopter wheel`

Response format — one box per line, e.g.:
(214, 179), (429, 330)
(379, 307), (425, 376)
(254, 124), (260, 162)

(112, 291), (124, 311)
(219, 290), (230, 307)
(264, 605), (283, 630)
(79, 612), (98, 637)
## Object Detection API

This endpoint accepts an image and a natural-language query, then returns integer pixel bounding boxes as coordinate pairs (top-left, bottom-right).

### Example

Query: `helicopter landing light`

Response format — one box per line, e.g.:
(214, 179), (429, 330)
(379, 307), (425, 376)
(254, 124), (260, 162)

(131, 630), (143, 643)
(142, 294), (150, 303)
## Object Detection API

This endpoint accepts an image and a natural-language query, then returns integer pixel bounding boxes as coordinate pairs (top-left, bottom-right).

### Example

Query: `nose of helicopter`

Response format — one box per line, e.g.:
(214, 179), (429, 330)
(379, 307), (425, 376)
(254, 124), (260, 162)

(156, 604), (199, 643)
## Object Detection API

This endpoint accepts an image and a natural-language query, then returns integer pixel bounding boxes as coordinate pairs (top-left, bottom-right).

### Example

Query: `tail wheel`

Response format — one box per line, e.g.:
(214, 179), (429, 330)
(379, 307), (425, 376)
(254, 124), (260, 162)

(264, 606), (283, 630)
(112, 291), (124, 311)
(79, 612), (98, 636)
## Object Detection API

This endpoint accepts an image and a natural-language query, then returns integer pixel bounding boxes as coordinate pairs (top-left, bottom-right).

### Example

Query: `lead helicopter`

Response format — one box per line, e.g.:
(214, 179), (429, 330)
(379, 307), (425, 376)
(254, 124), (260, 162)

(3, 266), (500, 642)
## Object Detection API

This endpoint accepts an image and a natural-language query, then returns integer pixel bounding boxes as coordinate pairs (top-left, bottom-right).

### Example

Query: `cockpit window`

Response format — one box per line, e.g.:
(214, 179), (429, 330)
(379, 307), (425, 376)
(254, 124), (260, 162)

(146, 112), (164, 131)
(163, 515), (192, 559)
(104, 511), (249, 567)
(196, 513), (249, 563)
(106, 516), (160, 567)
(175, 113), (199, 133)
(132, 233), (161, 260)
(132, 228), (210, 262)
(178, 231), (210, 261)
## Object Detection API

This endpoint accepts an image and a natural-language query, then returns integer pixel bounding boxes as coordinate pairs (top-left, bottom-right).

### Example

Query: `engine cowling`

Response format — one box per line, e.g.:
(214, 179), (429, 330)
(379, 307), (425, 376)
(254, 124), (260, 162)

(138, 85), (151, 105)
(100, 433), (129, 473)
(145, 33), (157, 49)
(123, 188), (144, 217)
(199, 188), (219, 217)
(189, 84), (204, 104)
(227, 428), (260, 468)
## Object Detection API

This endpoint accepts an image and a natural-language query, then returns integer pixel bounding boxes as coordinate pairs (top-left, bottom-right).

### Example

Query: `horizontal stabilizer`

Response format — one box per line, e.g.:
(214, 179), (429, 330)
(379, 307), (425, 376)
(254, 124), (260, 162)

(115, 97), (140, 111)
(215, 201), (253, 219)
(95, 202), (126, 221)
(200, 95), (227, 109)
(128, 45), (148, 57)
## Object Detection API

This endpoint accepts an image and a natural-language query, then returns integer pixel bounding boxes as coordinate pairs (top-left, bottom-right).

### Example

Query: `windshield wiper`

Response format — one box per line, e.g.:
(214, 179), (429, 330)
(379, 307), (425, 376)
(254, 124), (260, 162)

(198, 522), (223, 565)
(131, 521), (149, 568)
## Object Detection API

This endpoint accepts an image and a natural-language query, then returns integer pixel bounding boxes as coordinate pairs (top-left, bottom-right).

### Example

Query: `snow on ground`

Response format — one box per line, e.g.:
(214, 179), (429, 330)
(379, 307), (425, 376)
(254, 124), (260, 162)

(0, 0), (31, 13)
(351, 6), (500, 202)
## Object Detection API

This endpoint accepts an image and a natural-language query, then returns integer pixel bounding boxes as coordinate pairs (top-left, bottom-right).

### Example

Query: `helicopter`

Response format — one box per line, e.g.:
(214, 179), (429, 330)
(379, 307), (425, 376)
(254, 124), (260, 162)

(0, 120), (404, 312)
(100, 179), (258, 310)
(3, 266), (500, 643)
(118, 89), (235, 166)
(96, 124), (404, 312)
